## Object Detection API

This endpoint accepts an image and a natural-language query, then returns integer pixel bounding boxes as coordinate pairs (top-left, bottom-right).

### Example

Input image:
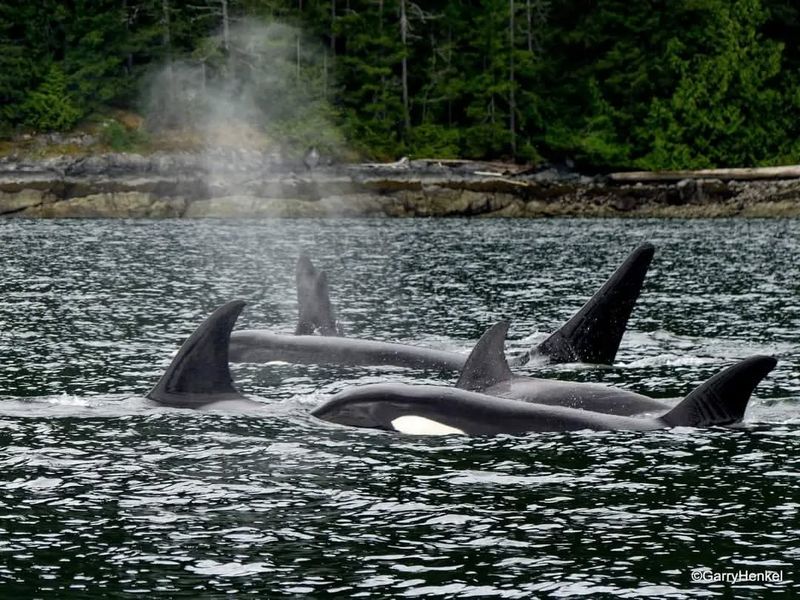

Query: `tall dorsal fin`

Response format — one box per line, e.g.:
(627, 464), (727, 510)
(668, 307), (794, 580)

(535, 242), (654, 365)
(295, 253), (319, 335)
(456, 321), (514, 391)
(313, 271), (341, 336)
(295, 254), (341, 336)
(661, 356), (777, 427)
(147, 301), (246, 407)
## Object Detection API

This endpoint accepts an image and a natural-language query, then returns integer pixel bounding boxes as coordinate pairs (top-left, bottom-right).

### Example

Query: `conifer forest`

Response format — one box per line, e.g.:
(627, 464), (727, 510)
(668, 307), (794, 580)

(2, 1), (800, 169)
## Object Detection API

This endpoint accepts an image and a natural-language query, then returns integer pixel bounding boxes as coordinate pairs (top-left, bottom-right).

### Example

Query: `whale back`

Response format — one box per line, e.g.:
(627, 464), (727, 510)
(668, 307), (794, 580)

(535, 242), (654, 364)
(147, 300), (247, 407)
(661, 355), (777, 427)
(456, 321), (515, 392)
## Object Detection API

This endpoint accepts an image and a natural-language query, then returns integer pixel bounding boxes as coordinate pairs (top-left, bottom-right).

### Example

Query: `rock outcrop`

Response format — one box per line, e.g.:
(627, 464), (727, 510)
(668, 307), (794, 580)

(1, 152), (798, 218)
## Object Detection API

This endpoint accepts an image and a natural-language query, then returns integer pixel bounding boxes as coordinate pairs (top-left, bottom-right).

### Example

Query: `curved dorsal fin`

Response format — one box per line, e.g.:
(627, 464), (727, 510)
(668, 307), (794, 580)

(456, 321), (514, 391)
(147, 301), (246, 407)
(536, 242), (654, 364)
(661, 355), (777, 427)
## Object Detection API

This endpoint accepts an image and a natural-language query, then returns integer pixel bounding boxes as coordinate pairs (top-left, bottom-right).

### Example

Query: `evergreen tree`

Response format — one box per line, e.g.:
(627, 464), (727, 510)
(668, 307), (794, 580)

(336, 1), (406, 157)
(0, 4), (36, 130)
(64, 0), (130, 115)
(0, 0), (799, 167)
(20, 64), (82, 131)
(637, 0), (790, 168)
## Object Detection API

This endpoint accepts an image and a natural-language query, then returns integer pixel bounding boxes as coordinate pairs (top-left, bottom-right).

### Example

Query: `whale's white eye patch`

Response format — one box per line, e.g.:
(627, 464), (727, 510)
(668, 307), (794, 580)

(391, 415), (465, 436)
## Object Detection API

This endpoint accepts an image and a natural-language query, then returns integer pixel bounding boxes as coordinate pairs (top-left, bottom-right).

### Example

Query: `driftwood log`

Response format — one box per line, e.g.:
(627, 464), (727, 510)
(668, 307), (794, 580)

(609, 165), (800, 182)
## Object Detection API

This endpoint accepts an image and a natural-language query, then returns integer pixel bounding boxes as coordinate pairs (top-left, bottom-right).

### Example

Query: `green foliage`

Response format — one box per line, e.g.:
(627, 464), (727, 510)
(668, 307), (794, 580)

(0, 4), (39, 128)
(99, 120), (149, 151)
(1, 0), (800, 167)
(634, 0), (789, 169)
(534, 0), (800, 169)
(408, 124), (461, 159)
(64, 0), (130, 112)
(269, 100), (348, 159)
(20, 65), (82, 131)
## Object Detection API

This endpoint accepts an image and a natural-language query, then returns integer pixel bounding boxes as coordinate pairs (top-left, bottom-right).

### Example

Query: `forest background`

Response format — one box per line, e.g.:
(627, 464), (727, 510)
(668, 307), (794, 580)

(2, 0), (800, 170)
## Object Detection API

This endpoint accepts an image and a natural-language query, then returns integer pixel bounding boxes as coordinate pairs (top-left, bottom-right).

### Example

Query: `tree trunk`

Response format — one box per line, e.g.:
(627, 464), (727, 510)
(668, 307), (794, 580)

(122, 0), (130, 74)
(330, 0), (336, 54)
(221, 0), (229, 51)
(161, 0), (171, 49)
(509, 0), (516, 157)
(323, 51), (328, 98)
(447, 25), (452, 126)
(296, 34), (301, 80)
(162, 0), (173, 108)
(400, 0), (410, 134)
(526, 0), (533, 52)
(379, 0), (387, 122)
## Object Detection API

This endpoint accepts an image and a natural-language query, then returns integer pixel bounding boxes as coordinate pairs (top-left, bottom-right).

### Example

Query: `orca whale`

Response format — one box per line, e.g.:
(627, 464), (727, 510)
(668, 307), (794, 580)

(147, 300), (259, 409)
(230, 243), (655, 369)
(455, 321), (669, 416)
(146, 299), (776, 436)
(311, 356), (777, 435)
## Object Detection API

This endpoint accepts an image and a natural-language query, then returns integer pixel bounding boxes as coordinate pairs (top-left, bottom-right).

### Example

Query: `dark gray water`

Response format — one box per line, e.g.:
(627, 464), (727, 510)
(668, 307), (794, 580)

(0, 218), (798, 597)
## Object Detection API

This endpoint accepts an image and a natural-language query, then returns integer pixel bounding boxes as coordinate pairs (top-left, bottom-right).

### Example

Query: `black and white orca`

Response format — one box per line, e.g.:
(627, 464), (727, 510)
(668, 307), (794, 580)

(146, 301), (776, 438)
(311, 356), (776, 435)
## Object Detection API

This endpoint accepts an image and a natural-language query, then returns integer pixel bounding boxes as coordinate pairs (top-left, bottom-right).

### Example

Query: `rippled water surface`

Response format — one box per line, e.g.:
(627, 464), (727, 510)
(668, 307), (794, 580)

(1, 218), (798, 597)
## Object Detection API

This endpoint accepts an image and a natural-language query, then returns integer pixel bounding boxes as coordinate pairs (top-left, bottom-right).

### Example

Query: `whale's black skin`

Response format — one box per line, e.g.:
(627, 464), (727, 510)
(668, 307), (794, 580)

(311, 356), (777, 435)
(530, 242), (654, 364)
(313, 384), (658, 434)
(146, 300), (776, 434)
(455, 321), (669, 416)
(230, 330), (467, 370)
(231, 243), (655, 369)
(147, 301), (262, 409)
(295, 254), (341, 336)
(475, 378), (670, 416)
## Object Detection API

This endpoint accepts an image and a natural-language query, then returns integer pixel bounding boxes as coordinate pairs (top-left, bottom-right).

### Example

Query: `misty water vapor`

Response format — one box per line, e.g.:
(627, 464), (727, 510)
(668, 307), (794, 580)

(142, 19), (343, 159)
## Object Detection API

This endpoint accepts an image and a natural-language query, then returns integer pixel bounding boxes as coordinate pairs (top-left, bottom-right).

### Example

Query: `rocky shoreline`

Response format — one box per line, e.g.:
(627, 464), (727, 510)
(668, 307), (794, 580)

(1, 151), (799, 218)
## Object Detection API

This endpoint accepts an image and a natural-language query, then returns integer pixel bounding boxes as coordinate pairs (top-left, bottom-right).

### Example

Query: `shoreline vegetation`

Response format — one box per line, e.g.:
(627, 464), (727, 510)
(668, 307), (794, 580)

(4, 1), (800, 218)
(4, 2), (800, 174)
(2, 149), (799, 219)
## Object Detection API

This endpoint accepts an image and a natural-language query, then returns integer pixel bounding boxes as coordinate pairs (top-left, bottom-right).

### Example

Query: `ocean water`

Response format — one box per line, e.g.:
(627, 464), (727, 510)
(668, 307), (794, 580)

(0, 218), (798, 597)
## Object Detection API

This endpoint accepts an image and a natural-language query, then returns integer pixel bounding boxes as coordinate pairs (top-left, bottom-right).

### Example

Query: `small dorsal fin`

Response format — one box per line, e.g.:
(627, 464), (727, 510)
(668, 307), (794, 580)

(147, 301), (246, 407)
(456, 321), (514, 391)
(661, 356), (777, 427)
(535, 242), (654, 364)
(295, 255), (342, 337)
